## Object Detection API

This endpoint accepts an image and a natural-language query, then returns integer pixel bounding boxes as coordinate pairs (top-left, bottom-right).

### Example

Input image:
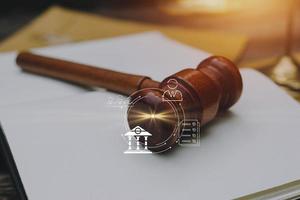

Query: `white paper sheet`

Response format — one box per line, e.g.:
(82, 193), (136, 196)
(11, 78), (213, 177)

(0, 32), (209, 107)
(1, 32), (300, 200)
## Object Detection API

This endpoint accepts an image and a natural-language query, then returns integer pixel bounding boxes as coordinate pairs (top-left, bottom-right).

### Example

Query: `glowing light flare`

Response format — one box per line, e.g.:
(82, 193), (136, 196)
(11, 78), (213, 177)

(179, 0), (228, 9)
(161, 0), (243, 14)
(128, 110), (177, 125)
(141, 113), (168, 120)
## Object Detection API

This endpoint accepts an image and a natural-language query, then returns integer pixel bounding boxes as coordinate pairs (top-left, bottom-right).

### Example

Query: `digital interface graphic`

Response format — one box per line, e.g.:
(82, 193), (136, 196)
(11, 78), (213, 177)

(106, 83), (201, 154)
(124, 126), (152, 154)
(179, 119), (200, 146)
(126, 87), (181, 153)
(107, 85), (200, 154)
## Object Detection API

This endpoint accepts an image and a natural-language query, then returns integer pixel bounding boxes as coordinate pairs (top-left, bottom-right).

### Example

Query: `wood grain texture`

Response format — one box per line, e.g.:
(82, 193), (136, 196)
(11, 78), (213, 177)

(16, 52), (159, 95)
(126, 56), (242, 151)
(16, 52), (243, 151)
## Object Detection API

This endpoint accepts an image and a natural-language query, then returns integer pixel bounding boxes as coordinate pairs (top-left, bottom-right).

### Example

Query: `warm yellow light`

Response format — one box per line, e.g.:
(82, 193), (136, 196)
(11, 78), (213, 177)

(160, 0), (242, 15)
(139, 113), (166, 120)
(128, 110), (176, 125)
(180, 0), (228, 9)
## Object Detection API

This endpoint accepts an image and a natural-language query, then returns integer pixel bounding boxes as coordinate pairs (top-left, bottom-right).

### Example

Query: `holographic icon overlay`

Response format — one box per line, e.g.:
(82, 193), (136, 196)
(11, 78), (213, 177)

(126, 77), (202, 153)
(162, 78), (183, 102)
(127, 88), (181, 153)
(106, 95), (129, 108)
(124, 126), (152, 154)
(179, 119), (200, 146)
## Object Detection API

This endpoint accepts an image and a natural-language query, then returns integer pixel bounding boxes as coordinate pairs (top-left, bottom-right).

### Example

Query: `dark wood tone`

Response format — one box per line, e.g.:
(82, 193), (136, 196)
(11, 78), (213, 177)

(16, 52), (160, 95)
(163, 56), (242, 124)
(16, 52), (242, 151)
(128, 56), (242, 151)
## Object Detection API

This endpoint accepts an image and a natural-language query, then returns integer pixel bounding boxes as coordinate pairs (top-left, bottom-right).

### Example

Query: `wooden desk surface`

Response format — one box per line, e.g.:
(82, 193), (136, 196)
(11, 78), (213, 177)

(1, 0), (299, 67)
(93, 0), (300, 67)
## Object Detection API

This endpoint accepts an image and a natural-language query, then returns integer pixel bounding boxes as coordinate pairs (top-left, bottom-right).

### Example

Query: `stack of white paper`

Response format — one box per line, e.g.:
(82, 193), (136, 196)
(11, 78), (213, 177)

(0, 32), (300, 200)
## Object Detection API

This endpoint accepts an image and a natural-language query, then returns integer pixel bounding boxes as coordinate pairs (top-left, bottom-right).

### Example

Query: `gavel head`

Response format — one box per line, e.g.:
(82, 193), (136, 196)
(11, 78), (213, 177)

(127, 56), (243, 152)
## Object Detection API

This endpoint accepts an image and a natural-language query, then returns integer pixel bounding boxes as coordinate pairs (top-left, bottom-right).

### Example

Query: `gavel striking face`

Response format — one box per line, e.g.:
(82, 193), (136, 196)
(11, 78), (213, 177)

(16, 52), (243, 152)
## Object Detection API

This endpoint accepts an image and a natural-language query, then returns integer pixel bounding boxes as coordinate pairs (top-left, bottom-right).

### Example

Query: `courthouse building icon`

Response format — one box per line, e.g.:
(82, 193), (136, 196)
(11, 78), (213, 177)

(124, 126), (152, 154)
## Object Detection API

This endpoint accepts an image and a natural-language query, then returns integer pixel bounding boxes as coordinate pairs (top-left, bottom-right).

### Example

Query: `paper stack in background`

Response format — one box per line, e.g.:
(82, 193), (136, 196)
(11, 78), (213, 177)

(0, 6), (247, 62)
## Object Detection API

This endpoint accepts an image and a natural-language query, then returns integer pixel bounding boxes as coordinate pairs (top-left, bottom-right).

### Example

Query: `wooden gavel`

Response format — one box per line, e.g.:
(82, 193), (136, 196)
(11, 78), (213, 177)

(16, 52), (242, 152)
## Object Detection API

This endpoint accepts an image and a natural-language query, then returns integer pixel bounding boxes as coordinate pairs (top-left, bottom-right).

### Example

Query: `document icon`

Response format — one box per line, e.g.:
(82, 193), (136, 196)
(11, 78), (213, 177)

(179, 119), (200, 146)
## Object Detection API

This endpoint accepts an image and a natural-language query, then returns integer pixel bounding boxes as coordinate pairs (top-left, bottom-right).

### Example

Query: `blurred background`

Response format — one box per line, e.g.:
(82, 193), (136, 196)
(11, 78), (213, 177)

(1, 0), (300, 62)
(1, 0), (300, 199)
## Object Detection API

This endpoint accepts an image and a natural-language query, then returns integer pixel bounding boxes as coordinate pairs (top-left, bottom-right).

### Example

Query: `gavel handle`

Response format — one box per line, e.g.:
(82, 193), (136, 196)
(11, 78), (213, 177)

(16, 52), (160, 95)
